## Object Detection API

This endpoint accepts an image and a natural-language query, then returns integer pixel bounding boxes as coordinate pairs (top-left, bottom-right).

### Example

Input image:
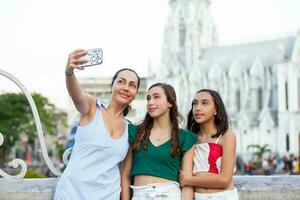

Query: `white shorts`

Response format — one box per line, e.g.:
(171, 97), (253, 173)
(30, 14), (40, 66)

(194, 188), (239, 200)
(130, 181), (181, 200)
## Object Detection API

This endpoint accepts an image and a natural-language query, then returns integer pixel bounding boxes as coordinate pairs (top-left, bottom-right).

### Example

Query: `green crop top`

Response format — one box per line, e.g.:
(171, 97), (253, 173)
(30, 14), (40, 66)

(128, 124), (197, 182)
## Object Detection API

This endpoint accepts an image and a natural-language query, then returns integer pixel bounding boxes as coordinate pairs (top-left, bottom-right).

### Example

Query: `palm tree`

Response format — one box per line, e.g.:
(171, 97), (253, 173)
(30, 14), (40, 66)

(247, 144), (271, 168)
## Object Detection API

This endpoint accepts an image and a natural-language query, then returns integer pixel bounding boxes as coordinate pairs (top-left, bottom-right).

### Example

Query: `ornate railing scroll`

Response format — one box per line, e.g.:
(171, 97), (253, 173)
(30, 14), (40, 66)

(0, 132), (27, 178)
(62, 148), (72, 165)
(0, 69), (62, 177)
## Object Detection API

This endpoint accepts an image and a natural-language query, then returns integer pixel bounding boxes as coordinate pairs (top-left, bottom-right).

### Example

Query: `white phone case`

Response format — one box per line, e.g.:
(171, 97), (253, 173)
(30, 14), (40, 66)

(79, 48), (103, 67)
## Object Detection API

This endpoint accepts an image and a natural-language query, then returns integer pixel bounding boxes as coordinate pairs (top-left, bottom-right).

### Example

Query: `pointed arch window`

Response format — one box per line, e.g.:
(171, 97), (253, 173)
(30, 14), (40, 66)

(269, 87), (274, 107)
(179, 17), (185, 47)
(286, 133), (290, 152)
(298, 76), (300, 110)
(250, 77), (262, 110)
(257, 87), (263, 110)
(236, 89), (241, 111)
(285, 81), (289, 110)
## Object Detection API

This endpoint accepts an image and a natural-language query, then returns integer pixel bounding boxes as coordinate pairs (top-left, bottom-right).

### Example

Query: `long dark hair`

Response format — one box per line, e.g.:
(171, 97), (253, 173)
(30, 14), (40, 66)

(187, 89), (229, 138)
(132, 83), (183, 157)
(111, 68), (140, 116)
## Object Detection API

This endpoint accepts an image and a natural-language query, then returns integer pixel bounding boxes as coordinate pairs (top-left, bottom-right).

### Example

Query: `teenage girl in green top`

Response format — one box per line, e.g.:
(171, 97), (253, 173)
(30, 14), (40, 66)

(121, 83), (197, 200)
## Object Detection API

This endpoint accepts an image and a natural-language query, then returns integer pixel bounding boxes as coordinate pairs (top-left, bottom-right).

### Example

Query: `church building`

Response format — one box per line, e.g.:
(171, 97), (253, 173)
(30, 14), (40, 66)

(152, 0), (300, 158)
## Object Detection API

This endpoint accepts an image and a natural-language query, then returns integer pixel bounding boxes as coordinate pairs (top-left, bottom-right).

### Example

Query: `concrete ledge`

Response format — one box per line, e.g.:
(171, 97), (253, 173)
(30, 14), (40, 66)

(0, 176), (300, 199)
(234, 176), (300, 200)
(0, 178), (57, 200)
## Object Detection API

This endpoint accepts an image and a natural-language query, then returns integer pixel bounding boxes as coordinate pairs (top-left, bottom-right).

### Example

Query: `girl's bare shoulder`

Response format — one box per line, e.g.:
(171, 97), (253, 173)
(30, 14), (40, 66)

(220, 129), (236, 143)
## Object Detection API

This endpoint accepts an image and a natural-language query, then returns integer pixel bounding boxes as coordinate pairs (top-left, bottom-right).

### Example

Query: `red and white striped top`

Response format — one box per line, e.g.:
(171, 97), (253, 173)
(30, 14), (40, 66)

(193, 135), (223, 174)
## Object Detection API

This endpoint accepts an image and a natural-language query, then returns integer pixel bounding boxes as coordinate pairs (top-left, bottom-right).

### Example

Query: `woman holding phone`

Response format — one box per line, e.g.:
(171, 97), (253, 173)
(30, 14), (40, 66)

(54, 49), (140, 200)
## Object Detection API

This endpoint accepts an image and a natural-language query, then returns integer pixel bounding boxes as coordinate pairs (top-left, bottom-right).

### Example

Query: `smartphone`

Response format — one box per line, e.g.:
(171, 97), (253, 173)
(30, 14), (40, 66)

(79, 48), (103, 67)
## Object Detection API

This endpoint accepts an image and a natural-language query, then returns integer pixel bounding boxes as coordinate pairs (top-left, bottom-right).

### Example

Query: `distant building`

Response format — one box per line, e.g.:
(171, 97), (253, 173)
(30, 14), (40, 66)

(67, 76), (148, 127)
(153, 0), (300, 158)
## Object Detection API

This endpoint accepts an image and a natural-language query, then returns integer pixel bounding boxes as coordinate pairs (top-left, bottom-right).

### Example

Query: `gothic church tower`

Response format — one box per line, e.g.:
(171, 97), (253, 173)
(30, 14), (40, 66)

(156, 0), (217, 116)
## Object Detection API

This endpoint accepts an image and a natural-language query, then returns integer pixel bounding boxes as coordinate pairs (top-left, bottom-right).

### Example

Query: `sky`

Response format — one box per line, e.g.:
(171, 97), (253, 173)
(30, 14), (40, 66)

(0, 0), (299, 110)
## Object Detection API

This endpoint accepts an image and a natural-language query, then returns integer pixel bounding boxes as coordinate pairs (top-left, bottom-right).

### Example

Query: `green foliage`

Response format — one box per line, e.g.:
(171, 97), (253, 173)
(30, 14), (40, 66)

(0, 92), (67, 163)
(24, 169), (47, 178)
(247, 144), (271, 168)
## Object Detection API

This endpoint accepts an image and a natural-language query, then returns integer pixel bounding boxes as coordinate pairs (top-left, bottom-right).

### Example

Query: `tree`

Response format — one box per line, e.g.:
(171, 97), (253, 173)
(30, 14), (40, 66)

(0, 93), (67, 163)
(247, 144), (271, 168)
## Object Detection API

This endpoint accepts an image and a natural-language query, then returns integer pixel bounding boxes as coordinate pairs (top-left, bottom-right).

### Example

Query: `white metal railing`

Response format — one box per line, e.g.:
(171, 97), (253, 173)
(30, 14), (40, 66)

(0, 69), (69, 178)
(0, 131), (27, 178)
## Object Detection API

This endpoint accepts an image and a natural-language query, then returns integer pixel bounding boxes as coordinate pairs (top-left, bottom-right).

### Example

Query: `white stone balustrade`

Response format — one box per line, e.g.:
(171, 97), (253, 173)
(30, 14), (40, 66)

(0, 176), (300, 200)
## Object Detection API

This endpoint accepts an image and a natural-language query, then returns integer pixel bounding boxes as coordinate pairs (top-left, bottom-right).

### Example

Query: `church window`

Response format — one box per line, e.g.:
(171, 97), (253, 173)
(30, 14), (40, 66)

(286, 134), (290, 152)
(298, 76), (300, 110)
(257, 87), (263, 110)
(236, 89), (241, 111)
(269, 87), (274, 108)
(179, 18), (185, 47)
(285, 81), (289, 110)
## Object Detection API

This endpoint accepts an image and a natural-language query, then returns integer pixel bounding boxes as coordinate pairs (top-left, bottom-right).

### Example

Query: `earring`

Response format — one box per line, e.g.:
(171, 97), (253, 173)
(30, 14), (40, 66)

(214, 112), (217, 116)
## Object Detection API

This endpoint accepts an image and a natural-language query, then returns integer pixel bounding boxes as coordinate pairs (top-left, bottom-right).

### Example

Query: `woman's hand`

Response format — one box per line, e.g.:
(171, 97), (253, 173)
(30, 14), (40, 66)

(179, 170), (190, 187)
(65, 49), (88, 75)
(65, 49), (92, 115)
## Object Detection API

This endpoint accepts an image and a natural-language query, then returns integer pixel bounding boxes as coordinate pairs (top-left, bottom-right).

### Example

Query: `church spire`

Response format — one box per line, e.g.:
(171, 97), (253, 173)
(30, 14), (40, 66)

(161, 0), (217, 76)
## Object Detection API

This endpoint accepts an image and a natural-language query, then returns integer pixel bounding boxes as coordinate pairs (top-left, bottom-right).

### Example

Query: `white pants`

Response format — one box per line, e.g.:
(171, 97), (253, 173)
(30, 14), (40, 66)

(131, 181), (181, 200)
(194, 188), (239, 200)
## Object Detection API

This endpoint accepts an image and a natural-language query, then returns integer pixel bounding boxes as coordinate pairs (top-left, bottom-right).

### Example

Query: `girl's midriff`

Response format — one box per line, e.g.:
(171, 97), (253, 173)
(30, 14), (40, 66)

(134, 175), (171, 186)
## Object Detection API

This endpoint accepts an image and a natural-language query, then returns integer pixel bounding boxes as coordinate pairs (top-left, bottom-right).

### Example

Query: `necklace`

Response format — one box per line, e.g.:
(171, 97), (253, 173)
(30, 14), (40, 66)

(152, 129), (171, 144)
(106, 106), (123, 120)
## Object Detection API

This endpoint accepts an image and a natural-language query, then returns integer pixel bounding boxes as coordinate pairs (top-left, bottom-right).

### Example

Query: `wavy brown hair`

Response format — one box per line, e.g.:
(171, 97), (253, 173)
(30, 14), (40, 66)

(132, 83), (183, 157)
(187, 89), (230, 138)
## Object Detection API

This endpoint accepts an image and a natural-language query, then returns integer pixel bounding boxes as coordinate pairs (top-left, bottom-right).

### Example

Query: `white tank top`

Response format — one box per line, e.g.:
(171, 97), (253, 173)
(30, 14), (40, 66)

(54, 99), (129, 200)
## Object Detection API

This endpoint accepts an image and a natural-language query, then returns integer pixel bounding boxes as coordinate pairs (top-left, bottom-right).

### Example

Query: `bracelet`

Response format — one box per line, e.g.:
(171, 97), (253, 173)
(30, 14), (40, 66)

(65, 70), (74, 77)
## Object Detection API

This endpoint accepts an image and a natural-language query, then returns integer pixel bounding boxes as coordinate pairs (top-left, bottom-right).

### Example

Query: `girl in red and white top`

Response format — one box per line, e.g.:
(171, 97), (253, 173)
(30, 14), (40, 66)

(180, 89), (239, 200)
